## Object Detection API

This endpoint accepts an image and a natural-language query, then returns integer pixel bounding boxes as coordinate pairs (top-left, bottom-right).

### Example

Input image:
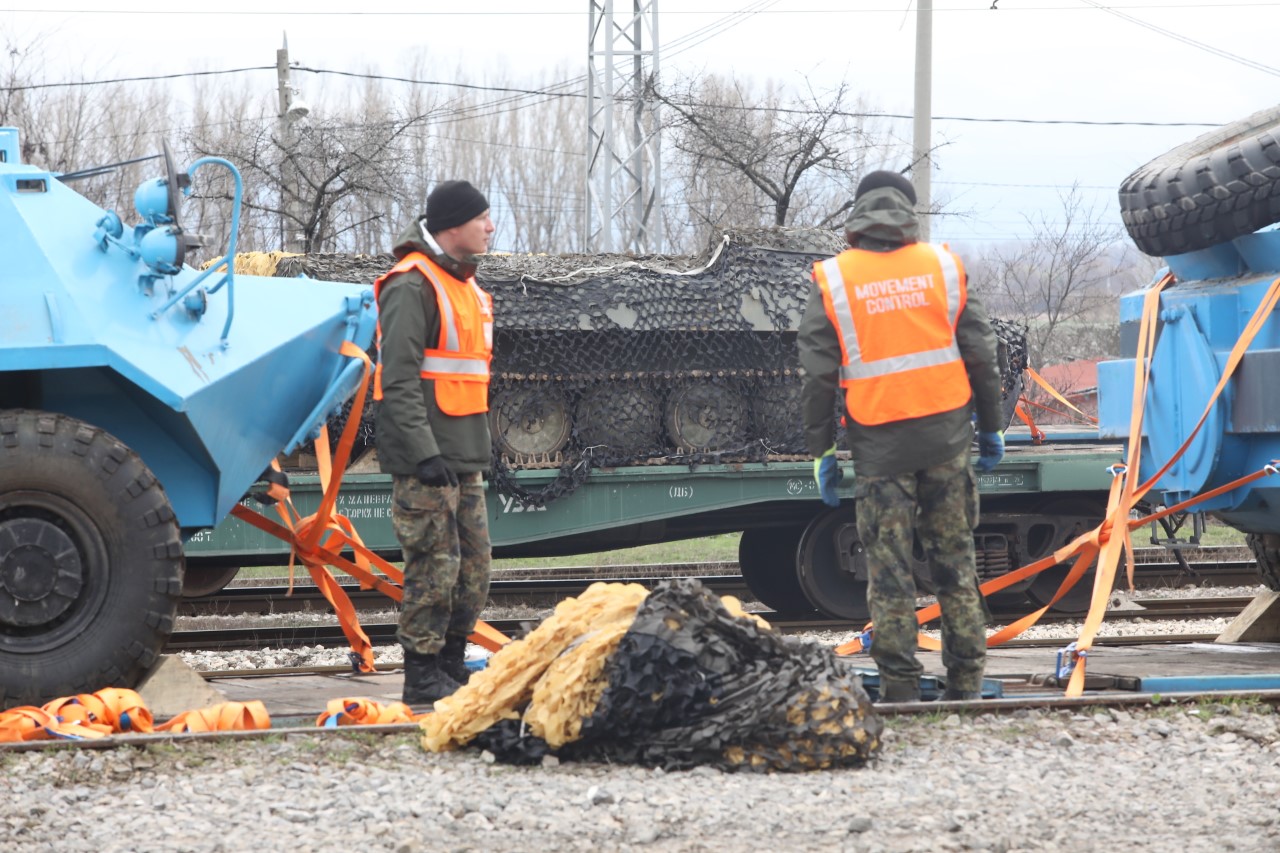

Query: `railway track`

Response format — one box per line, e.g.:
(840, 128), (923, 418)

(183, 550), (1264, 620)
(166, 596), (1252, 655)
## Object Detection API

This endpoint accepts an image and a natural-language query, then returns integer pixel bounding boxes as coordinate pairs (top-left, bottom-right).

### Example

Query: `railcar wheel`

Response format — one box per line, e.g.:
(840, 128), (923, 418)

(796, 504), (871, 622)
(1246, 533), (1280, 592)
(1019, 496), (1108, 614)
(575, 385), (662, 455)
(1119, 104), (1280, 257)
(737, 526), (813, 613)
(181, 564), (241, 599)
(0, 410), (183, 706)
(490, 385), (571, 459)
(664, 381), (747, 451)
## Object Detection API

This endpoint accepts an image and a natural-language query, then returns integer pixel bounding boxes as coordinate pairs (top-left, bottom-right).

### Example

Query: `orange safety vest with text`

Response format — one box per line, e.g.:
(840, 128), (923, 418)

(813, 243), (970, 427)
(373, 252), (494, 416)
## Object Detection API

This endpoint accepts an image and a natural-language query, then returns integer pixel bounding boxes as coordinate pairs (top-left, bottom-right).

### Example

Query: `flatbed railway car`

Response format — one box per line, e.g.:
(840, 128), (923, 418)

(184, 428), (1120, 621)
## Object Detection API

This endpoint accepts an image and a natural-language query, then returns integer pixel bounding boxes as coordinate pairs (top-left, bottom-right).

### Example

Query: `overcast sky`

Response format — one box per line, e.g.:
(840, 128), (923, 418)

(5, 1), (1279, 253)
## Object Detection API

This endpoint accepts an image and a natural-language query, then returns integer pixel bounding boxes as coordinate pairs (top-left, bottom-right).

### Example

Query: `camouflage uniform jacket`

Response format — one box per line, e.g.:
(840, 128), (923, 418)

(798, 187), (1005, 478)
(375, 223), (492, 476)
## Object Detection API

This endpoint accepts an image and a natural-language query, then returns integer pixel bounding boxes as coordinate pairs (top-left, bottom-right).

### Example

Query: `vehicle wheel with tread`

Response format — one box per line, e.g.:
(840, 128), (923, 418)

(1119, 104), (1280, 257)
(1246, 532), (1280, 592)
(0, 410), (183, 706)
(737, 526), (812, 613)
(796, 504), (871, 622)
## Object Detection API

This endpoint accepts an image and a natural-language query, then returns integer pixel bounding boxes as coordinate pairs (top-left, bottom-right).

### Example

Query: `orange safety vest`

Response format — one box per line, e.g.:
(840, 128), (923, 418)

(373, 252), (494, 416)
(813, 243), (971, 427)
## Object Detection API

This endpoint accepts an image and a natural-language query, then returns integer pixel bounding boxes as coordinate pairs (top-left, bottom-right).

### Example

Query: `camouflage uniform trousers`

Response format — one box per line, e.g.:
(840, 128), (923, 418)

(391, 471), (491, 656)
(854, 448), (988, 693)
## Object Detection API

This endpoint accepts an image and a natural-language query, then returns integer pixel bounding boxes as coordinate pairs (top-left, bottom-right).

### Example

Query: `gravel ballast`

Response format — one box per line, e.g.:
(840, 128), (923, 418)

(2, 701), (1278, 852)
(5, 585), (1280, 852)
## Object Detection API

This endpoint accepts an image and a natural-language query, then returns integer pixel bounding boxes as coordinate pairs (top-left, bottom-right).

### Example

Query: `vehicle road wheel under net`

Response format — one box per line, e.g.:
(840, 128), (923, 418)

(664, 381), (747, 451)
(490, 384), (571, 459)
(575, 385), (662, 455)
(0, 410), (183, 706)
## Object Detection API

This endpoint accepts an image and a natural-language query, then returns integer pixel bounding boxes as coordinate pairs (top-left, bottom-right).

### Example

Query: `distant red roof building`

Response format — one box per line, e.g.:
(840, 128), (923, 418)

(1026, 359), (1101, 424)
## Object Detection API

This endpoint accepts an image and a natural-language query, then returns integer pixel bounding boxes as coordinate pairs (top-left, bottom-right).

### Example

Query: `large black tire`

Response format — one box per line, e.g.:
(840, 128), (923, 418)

(0, 411), (183, 707)
(1246, 533), (1280, 592)
(1119, 105), (1280, 257)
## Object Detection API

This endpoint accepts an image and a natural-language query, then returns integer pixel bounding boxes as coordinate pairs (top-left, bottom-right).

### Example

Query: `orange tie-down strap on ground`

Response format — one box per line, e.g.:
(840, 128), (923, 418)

(230, 340), (510, 673)
(155, 701), (272, 734)
(837, 272), (1280, 698)
(316, 697), (426, 728)
(0, 688), (153, 742)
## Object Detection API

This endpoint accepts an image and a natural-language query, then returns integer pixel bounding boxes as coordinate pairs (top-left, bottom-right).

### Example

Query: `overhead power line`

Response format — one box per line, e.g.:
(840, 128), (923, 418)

(0, 64), (1230, 129)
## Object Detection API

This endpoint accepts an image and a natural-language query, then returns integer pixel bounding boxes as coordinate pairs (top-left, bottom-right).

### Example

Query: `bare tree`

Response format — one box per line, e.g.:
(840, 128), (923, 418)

(972, 184), (1132, 367)
(655, 74), (905, 249)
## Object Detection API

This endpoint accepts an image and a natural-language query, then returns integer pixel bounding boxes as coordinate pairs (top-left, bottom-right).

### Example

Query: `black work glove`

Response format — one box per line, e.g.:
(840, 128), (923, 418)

(415, 455), (458, 487)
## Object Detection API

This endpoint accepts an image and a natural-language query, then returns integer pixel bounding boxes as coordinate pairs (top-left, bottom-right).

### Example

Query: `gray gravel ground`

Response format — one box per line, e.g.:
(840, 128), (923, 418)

(6, 584), (1278, 852)
(2, 700), (1278, 853)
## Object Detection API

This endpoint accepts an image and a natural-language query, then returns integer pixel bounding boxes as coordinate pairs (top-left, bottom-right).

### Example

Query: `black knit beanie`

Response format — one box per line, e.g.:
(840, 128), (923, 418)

(854, 170), (917, 204)
(425, 180), (489, 233)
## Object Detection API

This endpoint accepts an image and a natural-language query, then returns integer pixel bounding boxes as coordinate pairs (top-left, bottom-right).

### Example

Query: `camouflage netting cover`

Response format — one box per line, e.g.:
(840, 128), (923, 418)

(271, 228), (1026, 506)
(420, 579), (883, 772)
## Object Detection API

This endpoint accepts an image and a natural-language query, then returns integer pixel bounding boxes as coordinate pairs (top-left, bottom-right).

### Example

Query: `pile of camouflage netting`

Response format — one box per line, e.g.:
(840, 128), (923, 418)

(420, 579), (882, 772)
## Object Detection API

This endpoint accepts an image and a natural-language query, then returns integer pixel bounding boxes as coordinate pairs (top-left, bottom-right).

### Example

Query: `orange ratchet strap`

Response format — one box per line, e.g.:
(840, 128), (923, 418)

(1, 688), (153, 741)
(315, 697), (424, 727)
(230, 340), (510, 673)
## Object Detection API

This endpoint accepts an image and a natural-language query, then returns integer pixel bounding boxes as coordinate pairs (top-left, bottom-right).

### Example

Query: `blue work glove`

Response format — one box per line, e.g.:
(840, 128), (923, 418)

(813, 445), (842, 507)
(975, 430), (1005, 473)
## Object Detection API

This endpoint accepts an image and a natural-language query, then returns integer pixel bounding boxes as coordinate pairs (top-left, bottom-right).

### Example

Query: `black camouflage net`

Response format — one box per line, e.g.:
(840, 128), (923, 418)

(473, 578), (883, 772)
(280, 228), (1027, 505)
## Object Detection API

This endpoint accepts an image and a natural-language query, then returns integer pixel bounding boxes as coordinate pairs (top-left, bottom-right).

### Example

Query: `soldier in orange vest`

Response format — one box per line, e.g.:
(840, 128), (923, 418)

(798, 171), (1005, 703)
(374, 180), (495, 706)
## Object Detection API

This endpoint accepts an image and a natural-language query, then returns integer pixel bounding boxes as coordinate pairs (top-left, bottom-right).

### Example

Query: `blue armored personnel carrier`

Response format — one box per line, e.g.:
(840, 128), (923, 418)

(0, 130), (375, 706)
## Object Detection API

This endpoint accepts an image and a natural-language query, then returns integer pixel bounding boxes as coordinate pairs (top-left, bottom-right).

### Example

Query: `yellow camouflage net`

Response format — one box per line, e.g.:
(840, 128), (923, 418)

(420, 582), (649, 752)
(200, 251), (301, 277)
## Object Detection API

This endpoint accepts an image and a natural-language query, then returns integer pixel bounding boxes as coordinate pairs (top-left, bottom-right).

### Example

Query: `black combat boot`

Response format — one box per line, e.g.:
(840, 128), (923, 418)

(876, 679), (921, 704)
(401, 650), (463, 706)
(941, 687), (982, 702)
(440, 634), (472, 685)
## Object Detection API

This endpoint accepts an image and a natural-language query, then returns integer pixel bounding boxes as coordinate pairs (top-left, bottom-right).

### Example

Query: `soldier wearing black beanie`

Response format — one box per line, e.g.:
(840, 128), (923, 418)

(376, 180), (496, 707)
(424, 180), (490, 235)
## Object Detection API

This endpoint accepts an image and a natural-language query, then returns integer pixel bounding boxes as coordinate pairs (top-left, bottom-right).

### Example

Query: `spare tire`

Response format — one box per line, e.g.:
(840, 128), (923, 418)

(1119, 104), (1280, 257)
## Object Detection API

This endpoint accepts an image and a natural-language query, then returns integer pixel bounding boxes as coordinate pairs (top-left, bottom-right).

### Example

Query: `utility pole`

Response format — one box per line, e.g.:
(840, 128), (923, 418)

(913, 0), (933, 241)
(276, 34), (310, 253)
(585, 0), (663, 253)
